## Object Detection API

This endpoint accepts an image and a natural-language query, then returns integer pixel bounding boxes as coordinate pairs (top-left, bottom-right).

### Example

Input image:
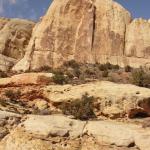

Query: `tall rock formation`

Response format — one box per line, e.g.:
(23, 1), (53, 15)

(0, 18), (35, 59)
(13, 0), (150, 71)
(125, 19), (150, 68)
(0, 18), (35, 71)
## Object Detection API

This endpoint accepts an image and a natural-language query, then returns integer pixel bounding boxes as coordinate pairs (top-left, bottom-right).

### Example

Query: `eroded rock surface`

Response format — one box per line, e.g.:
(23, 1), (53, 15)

(0, 73), (53, 87)
(43, 81), (150, 119)
(13, 0), (150, 71)
(0, 18), (35, 71)
(0, 54), (16, 71)
(0, 114), (149, 150)
(0, 18), (35, 59)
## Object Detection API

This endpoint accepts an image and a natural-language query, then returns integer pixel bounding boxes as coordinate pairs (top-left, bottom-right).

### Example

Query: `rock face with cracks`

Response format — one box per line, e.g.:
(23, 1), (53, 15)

(0, 18), (35, 71)
(12, 0), (150, 71)
(0, 114), (150, 150)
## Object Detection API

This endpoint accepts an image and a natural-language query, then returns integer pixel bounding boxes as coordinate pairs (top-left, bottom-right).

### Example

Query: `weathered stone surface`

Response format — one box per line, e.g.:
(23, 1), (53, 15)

(125, 18), (150, 68)
(22, 115), (86, 138)
(92, 0), (131, 65)
(43, 81), (150, 118)
(0, 18), (35, 59)
(1, 114), (150, 150)
(0, 0), (146, 71)
(0, 54), (16, 71)
(0, 129), (51, 150)
(13, 0), (132, 71)
(0, 73), (53, 86)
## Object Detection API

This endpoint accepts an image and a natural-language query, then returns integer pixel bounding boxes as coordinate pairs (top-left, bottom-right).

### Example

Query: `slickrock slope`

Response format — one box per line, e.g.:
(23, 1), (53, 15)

(43, 81), (150, 118)
(0, 75), (150, 149)
(0, 73), (53, 87)
(13, 0), (150, 71)
(0, 114), (150, 150)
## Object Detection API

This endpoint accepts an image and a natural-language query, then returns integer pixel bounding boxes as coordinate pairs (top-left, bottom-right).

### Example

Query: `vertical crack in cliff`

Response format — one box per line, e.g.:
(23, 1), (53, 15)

(91, 5), (96, 52)
(123, 24), (127, 56)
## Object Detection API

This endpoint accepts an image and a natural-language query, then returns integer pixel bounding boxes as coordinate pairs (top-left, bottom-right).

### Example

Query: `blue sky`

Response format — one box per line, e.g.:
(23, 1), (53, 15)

(0, 0), (149, 21)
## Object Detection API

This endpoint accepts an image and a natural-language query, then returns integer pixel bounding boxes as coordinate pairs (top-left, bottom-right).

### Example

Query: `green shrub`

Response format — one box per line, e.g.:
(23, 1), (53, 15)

(102, 70), (109, 77)
(60, 93), (96, 120)
(98, 64), (107, 71)
(38, 66), (52, 72)
(105, 62), (112, 70)
(99, 63), (119, 71)
(0, 70), (8, 78)
(64, 60), (79, 69)
(5, 90), (21, 100)
(143, 74), (150, 88)
(73, 68), (81, 78)
(132, 69), (144, 86)
(52, 72), (68, 85)
(112, 64), (120, 70)
(125, 65), (132, 72)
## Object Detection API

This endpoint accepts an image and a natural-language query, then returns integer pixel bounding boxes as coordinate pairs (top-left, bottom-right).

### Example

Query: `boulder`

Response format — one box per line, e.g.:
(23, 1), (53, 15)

(0, 129), (51, 150)
(43, 81), (150, 118)
(22, 115), (86, 138)
(0, 73), (53, 87)
(1, 114), (150, 150)
(85, 120), (150, 150)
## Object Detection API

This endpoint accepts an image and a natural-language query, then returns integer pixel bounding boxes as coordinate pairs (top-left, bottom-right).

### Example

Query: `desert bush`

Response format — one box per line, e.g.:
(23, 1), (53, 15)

(39, 66), (52, 72)
(73, 68), (81, 78)
(102, 70), (109, 77)
(60, 93), (96, 120)
(84, 68), (96, 77)
(33, 108), (51, 115)
(0, 70), (8, 78)
(98, 64), (107, 71)
(98, 63), (119, 71)
(131, 69), (150, 88)
(64, 60), (79, 69)
(105, 62), (112, 70)
(52, 72), (68, 85)
(112, 64), (120, 70)
(143, 74), (150, 88)
(5, 90), (21, 100)
(125, 65), (132, 72)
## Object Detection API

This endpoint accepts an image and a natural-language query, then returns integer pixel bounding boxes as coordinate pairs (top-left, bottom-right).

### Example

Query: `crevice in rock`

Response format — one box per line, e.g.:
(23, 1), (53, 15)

(91, 5), (96, 52)
(129, 109), (150, 119)
(123, 24), (127, 56)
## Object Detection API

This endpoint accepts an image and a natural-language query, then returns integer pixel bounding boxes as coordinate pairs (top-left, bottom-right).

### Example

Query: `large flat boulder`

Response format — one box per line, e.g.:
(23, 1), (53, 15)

(0, 73), (53, 87)
(43, 81), (150, 118)
(22, 115), (86, 138)
(0, 114), (149, 150)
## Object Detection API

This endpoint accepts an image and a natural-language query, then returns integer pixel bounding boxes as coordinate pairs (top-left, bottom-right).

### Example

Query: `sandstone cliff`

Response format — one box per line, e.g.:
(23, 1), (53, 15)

(12, 0), (150, 71)
(0, 18), (35, 71)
